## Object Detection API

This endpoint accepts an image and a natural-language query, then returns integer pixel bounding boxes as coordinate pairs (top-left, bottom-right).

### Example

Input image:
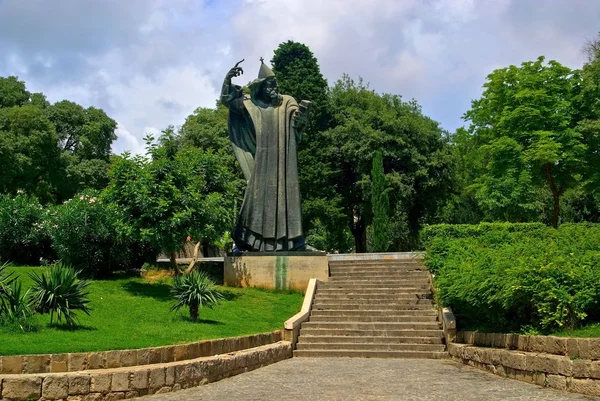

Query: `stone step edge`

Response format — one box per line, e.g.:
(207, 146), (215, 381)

(293, 349), (449, 359)
(0, 342), (292, 401)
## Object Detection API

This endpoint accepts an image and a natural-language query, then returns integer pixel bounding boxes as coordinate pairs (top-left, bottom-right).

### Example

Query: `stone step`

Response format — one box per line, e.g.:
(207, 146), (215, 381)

(293, 349), (448, 359)
(320, 283), (431, 290)
(313, 299), (432, 306)
(330, 271), (429, 277)
(295, 342), (446, 352)
(312, 303), (434, 311)
(299, 328), (444, 337)
(329, 266), (427, 272)
(301, 322), (441, 330)
(297, 335), (444, 344)
(315, 295), (431, 302)
(310, 309), (437, 317)
(317, 289), (431, 296)
(308, 315), (438, 323)
(326, 276), (429, 287)
(329, 260), (423, 266)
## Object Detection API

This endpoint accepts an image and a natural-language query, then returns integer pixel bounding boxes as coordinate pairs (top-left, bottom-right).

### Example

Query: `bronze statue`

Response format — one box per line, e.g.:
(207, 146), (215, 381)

(221, 58), (311, 252)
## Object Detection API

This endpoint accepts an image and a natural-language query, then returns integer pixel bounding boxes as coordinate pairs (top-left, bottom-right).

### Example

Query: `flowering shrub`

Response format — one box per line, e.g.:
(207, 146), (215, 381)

(0, 193), (54, 264)
(51, 192), (120, 277)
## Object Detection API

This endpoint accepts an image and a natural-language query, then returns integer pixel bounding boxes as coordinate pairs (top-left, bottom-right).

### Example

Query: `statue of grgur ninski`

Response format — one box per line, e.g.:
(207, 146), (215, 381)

(221, 58), (312, 253)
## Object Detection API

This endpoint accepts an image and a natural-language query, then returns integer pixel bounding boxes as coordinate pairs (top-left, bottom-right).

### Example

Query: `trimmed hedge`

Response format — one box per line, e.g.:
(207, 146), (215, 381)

(424, 223), (600, 333)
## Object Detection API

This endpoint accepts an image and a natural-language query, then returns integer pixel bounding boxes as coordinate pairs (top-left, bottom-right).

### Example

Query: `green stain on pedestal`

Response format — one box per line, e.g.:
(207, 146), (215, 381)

(275, 256), (289, 290)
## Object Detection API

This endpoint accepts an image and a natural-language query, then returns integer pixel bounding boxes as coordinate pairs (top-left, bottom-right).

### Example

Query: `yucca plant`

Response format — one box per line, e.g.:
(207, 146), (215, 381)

(29, 264), (91, 326)
(0, 261), (16, 311)
(0, 280), (34, 331)
(170, 271), (223, 321)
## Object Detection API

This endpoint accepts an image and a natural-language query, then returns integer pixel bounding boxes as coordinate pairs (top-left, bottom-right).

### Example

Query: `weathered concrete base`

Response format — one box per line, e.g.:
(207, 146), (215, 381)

(224, 253), (328, 291)
(0, 342), (292, 401)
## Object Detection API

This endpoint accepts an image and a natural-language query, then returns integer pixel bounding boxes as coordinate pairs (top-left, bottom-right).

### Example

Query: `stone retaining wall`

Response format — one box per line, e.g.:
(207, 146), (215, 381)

(0, 341), (292, 401)
(457, 331), (600, 359)
(0, 331), (282, 375)
(450, 331), (600, 397)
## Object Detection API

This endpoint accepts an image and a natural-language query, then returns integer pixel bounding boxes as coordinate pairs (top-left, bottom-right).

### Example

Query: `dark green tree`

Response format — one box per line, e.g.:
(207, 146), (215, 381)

(464, 57), (585, 228)
(0, 105), (61, 202)
(270, 41), (353, 252)
(325, 76), (453, 252)
(0, 76), (30, 108)
(104, 128), (237, 270)
(371, 150), (389, 252)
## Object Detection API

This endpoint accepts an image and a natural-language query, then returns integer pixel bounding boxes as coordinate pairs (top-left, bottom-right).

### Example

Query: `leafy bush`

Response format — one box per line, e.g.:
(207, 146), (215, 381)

(0, 193), (54, 264)
(423, 223), (546, 275)
(425, 223), (600, 333)
(29, 264), (91, 326)
(50, 191), (151, 277)
(170, 271), (223, 321)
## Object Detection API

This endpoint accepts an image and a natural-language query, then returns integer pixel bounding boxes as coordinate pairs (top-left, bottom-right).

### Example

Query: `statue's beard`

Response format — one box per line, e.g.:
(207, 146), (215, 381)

(262, 89), (281, 105)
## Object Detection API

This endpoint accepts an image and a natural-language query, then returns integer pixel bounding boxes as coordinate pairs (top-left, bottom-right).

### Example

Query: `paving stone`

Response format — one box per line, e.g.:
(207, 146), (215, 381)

(135, 358), (600, 401)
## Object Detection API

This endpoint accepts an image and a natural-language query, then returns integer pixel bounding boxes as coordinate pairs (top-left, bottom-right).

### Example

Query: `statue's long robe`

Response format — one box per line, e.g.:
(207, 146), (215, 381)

(223, 86), (305, 251)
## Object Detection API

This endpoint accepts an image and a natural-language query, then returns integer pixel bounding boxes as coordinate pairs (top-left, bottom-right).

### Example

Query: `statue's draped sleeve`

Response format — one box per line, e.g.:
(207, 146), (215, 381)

(221, 84), (256, 182)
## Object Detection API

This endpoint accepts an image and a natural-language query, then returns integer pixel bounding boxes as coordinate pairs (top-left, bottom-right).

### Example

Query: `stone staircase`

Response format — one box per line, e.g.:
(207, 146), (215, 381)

(294, 258), (447, 358)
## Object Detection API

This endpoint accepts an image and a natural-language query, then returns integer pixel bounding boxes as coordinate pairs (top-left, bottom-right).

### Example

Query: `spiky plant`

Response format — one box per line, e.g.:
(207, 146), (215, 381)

(170, 271), (223, 321)
(0, 280), (34, 331)
(0, 261), (16, 313)
(29, 264), (91, 326)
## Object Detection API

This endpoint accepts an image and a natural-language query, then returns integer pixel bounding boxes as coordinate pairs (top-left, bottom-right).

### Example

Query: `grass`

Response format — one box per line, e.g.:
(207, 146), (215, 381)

(552, 323), (600, 338)
(0, 266), (303, 356)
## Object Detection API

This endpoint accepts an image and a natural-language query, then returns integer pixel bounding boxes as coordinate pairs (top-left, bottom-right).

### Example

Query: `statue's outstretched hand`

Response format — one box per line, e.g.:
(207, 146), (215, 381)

(226, 59), (245, 80)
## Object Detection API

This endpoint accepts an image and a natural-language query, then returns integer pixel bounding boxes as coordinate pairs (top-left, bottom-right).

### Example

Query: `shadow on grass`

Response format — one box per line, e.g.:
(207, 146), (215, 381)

(121, 281), (172, 302)
(174, 314), (224, 325)
(220, 289), (240, 301)
(49, 324), (96, 332)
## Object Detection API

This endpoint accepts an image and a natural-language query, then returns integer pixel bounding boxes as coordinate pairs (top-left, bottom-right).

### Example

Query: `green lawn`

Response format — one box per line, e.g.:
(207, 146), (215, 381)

(0, 266), (303, 356)
(552, 323), (600, 338)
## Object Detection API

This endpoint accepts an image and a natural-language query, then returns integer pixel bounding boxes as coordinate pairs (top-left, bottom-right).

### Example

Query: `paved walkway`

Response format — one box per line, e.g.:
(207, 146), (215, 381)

(140, 358), (599, 401)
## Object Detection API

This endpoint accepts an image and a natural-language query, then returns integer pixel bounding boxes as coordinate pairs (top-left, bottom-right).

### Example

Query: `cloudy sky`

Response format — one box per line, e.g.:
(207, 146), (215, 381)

(0, 0), (598, 154)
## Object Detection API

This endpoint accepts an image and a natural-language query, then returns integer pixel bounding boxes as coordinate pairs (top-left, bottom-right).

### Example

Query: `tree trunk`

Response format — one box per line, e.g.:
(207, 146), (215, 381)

(189, 303), (199, 322)
(350, 216), (367, 253)
(170, 252), (179, 273)
(182, 242), (202, 274)
(544, 164), (560, 229)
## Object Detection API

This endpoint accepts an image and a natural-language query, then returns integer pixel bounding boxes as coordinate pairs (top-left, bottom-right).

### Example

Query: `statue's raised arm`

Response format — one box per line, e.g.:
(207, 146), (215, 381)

(221, 59), (245, 114)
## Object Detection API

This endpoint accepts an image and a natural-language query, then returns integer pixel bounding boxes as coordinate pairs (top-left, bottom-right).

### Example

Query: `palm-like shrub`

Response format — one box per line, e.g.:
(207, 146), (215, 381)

(0, 280), (34, 329)
(29, 264), (91, 326)
(0, 261), (16, 301)
(170, 271), (223, 321)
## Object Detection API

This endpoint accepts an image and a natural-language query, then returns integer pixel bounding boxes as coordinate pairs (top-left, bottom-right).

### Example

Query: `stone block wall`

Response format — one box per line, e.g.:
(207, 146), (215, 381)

(0, 331), (282, 375)
(450, 331), (600, 397)
(0, 341), (292, 401)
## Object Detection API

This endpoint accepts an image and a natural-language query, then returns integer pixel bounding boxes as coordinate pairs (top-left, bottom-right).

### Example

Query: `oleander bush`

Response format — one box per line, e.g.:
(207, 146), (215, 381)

(0, 193), (54, 265)
(424, 223), (600, 333)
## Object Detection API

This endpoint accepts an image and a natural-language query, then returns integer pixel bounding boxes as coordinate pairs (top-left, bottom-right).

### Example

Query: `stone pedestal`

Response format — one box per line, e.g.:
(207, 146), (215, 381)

(224, 252), (328, 292)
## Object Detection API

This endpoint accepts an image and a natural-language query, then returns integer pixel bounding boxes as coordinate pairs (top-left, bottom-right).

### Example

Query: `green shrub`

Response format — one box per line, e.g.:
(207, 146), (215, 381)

(29, 264), (91, 326)
(425, 223), (600, 333)
(0, 280), (35, 331)
(170, 271), (224, 321)
(51, 192), (116, 277)
(0, 193), (54, 264)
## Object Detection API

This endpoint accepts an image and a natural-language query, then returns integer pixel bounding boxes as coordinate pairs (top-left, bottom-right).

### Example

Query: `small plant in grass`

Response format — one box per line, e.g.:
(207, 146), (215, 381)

(0, 280), (36, 332)
(170, 271), (223, 321)
(0, 261), (16, 301)
(29, 264), (91, 326)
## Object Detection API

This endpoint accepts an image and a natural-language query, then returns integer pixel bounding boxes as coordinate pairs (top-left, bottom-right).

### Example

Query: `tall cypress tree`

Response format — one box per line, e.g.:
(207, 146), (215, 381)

(371, 150), (389, 252)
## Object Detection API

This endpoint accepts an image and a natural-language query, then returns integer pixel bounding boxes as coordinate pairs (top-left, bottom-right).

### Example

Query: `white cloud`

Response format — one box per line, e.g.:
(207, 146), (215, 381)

(0, 0), (598, 155)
